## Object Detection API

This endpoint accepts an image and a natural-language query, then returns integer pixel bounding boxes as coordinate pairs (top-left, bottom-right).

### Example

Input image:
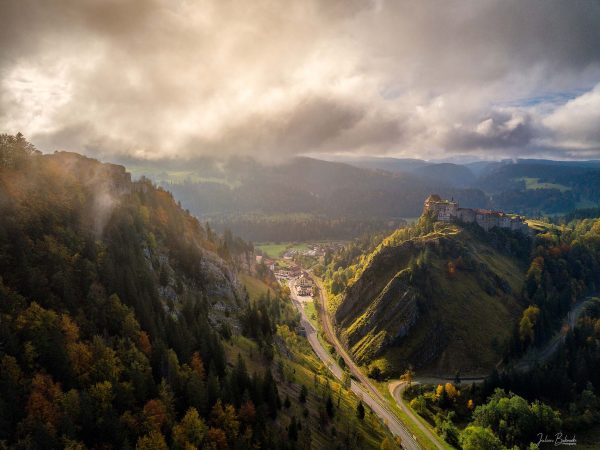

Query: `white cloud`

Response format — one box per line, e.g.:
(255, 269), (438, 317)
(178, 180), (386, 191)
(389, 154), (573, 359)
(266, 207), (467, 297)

(1, 0), (600, 160)
(543, 84), (600, 150)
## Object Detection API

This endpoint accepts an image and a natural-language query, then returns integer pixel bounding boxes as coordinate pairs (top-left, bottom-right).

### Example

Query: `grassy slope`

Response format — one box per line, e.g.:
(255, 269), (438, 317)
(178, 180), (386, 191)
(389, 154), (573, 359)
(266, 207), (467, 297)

(275, 330), (391, 450)
(239, 273), (275, 301)
(231, 274), (393, 448)
(337, 225), (525, 376)
(237, 274), (392, 448)
(313, 292), (441, 450)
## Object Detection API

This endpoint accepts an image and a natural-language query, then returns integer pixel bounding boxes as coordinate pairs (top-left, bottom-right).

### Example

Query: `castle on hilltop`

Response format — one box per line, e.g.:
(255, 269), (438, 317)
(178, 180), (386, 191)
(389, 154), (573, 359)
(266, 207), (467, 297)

(423, 194), (531, 234)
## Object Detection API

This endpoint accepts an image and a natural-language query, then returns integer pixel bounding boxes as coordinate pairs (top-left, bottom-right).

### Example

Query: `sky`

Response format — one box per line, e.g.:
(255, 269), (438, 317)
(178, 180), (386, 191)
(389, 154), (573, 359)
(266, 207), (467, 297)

(2, 0), (600, 162)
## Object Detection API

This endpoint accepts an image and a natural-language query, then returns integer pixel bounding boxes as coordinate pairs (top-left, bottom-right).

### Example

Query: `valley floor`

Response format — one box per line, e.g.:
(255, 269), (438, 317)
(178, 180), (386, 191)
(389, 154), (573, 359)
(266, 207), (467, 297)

(289, 275), (447, 450)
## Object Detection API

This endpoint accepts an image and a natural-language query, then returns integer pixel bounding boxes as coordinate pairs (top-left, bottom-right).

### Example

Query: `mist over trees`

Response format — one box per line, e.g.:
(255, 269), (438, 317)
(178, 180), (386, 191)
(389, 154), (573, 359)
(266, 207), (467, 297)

(0, 134), (290, 448)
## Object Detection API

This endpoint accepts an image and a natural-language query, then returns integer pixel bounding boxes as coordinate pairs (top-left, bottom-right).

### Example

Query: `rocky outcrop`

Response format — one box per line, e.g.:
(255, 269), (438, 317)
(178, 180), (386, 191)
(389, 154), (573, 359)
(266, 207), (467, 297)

(333, 225), (525, 375)
(335, 240), (422, 327)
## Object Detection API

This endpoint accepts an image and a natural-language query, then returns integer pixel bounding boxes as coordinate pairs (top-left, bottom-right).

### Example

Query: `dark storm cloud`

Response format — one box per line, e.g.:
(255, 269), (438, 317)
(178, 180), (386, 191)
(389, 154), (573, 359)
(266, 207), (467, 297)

(1, 0), (600, 160)
(0, 0), (160, 67)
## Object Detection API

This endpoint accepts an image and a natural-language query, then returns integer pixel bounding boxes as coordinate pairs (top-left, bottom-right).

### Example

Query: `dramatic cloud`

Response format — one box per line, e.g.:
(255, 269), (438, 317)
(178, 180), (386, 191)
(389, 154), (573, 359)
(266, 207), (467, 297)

(542, 84), (600, 155)
(1, 0), (600, 160)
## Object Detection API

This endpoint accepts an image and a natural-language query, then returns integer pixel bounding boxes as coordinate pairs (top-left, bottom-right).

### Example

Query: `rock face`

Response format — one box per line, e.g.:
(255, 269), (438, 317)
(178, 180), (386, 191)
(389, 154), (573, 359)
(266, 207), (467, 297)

(47, 151), (244, 327)
(336, 240), (421, 323)
(335, 241), (423, 363)
(334, 225), (525, 375)
(200, 251), (241, 306)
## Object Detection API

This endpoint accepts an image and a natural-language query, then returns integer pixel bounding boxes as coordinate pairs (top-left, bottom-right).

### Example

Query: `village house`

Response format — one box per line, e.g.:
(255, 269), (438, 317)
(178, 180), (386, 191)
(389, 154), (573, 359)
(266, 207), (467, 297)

(423, 194), (531, 234)
(273, 263), (302, 281)
(296, 272), (314, 296)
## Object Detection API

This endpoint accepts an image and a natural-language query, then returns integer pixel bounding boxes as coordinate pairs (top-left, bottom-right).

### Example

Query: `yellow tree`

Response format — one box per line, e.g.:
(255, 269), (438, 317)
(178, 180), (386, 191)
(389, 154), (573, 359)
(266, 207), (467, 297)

(519, 305), (540, 344)
(135, 430), (168, 450)
(401, 367), (414, 387)
(444, 383), (459, 400)
(435, 384), (444, 398)
(172, 407), (207, 449)
(210, 400), (240, 444)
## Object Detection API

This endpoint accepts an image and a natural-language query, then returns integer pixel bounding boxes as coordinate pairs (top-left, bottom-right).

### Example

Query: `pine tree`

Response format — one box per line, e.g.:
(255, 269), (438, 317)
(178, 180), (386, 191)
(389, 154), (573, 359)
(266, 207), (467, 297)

(288, 416), (298, 441)
(356, 401), (365, 420)
(326, 395), (334, 418)
(299, 384), (308, 403)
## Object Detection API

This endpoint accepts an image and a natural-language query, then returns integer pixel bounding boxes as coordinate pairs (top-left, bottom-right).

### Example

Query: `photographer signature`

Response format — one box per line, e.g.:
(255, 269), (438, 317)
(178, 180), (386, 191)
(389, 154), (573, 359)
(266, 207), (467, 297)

(537, 432), (577, 447)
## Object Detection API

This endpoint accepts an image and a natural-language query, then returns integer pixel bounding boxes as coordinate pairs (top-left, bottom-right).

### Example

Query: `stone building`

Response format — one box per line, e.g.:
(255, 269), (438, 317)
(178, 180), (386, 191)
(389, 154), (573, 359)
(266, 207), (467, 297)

(423, 194), (458, 221)
(297, 272), (314, 296)
(423, 194), (531, 234)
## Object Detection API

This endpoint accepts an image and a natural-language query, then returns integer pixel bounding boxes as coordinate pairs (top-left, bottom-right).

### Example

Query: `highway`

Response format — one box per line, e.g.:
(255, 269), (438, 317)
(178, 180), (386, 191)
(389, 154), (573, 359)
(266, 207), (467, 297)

(289, 277), (422, 450)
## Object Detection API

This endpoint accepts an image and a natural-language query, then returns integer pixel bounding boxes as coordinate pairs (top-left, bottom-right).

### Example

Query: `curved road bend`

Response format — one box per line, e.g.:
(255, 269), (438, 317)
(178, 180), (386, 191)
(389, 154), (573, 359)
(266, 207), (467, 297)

(388, 381), (445, 450)
(388, 297), (598, 446)
(289, 279), (421, 450)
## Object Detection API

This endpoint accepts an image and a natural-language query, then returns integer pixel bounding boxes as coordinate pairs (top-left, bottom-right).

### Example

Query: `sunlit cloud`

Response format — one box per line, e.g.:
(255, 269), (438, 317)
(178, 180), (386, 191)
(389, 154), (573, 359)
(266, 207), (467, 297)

(1, 0), (600, 160)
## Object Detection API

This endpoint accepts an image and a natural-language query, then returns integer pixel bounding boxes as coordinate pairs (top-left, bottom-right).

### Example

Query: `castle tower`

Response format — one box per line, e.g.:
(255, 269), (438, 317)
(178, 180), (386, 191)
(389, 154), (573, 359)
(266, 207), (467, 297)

(423, 194), (458, 221)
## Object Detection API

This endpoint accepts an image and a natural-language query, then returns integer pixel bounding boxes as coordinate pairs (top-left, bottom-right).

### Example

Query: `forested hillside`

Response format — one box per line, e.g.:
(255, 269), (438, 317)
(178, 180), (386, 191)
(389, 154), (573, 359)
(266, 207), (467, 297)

(323, 203), (600, 375)
(475, 162), (600, 215)
(125, 156), (489, 241)
(123, 155), (600, 242)
(310, 209), (600, 447)
(0, 135), (392, 449)
(323, 216), (530, 376)
(320, 207), (600, 446)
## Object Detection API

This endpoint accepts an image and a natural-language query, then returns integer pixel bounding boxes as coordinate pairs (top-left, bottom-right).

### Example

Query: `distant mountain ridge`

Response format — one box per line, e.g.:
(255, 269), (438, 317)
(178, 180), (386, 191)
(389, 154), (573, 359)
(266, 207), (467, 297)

(121, 155), (600, 242)
(125, 155), (490, 216)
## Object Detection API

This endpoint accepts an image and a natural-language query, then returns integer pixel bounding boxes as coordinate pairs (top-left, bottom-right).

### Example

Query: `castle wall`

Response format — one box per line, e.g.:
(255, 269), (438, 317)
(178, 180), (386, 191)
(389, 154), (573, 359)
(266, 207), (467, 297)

(424, 200), (458, 221)
(424, 195), (530, 234)
(457, 208), (475, 223)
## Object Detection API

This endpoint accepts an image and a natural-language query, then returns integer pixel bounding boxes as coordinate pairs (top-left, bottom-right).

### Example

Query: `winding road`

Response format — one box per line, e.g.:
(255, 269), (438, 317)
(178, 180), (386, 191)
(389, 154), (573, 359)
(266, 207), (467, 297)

(312, 275), (448, 450)
(289, 268), (599, 450)
(388, 380), (444, 450)
(289, 276), (424, 450)
(513, 297), (595, 372)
